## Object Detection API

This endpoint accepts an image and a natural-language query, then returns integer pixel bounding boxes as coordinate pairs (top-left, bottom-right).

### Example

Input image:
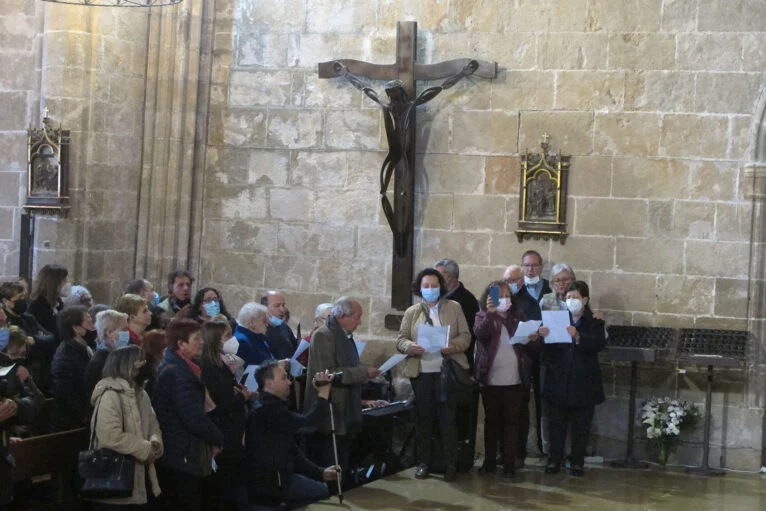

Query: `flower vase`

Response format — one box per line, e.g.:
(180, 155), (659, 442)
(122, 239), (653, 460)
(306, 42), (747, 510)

(658, 444), (670, 468)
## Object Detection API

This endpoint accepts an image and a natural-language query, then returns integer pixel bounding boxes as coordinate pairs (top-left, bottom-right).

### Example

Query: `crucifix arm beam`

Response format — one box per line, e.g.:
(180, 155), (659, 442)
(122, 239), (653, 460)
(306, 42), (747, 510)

(318, 59), (397, 81)
(415, 58), (497, 81)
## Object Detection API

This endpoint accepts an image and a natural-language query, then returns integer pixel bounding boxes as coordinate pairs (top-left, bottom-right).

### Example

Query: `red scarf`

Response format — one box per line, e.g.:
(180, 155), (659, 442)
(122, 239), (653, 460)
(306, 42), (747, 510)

(177, 349), (202, 378)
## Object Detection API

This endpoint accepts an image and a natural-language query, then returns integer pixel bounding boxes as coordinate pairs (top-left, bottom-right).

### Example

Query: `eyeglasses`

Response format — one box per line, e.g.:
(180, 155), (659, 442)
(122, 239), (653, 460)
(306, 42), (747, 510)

(553, 278), (572, 284)
(522, 264), (541, 269)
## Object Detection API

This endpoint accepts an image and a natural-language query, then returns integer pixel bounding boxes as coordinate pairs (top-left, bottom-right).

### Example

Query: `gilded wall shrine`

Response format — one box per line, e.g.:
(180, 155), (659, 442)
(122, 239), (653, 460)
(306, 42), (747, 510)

(1, 0), (766, 468)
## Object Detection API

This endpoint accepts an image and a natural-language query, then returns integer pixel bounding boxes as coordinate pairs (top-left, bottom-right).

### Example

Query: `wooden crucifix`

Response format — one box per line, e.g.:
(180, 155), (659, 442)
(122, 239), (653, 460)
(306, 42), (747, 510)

(318, 21), (497, 326)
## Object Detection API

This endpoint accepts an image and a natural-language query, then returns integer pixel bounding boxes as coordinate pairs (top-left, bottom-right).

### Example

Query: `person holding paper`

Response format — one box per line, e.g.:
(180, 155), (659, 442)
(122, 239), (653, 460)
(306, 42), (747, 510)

(304, 297), (380, 488)
(396, 268), (471, 482)
(296, 303), (333, 367)
(537, 281), (605, 477)
(473, 280), (538, 478)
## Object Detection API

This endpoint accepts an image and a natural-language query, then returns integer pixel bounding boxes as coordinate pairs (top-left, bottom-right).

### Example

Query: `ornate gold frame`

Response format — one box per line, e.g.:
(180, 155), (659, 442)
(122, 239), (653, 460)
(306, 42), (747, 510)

(516, 134), (569, 244)
(26, 110), (70, 216)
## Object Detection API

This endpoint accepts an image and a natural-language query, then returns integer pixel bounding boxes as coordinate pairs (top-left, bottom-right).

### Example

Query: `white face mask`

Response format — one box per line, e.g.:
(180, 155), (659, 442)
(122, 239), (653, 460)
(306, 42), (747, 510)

(496, 297), (512, 312)
(222, 336), (239, 355)
(566, 298), (583, 315)
(524, 275), (539, 286)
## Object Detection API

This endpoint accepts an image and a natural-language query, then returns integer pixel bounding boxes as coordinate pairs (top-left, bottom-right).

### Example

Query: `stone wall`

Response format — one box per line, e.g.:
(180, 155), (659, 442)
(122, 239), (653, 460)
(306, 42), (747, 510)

(0, 0), (150, 298)
(0, 0), (43, 280)
(207, 0), (766, 468)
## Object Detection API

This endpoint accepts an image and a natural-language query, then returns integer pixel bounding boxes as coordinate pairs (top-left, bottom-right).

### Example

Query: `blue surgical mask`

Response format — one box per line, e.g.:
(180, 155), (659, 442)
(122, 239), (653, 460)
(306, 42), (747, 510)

(0, 328), (9, 351)
(269, 316), (284, 327)
(115, 331), (131, 348)
(510, 283), (520, 295)
(204, 300), (221, 317)
(420, 288), (441, 303)
(152, 292), (160, 307)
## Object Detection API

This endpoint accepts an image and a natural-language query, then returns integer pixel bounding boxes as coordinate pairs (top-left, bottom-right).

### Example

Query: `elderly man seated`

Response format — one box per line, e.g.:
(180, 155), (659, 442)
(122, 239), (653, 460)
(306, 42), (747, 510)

(234, 302), (276, 367)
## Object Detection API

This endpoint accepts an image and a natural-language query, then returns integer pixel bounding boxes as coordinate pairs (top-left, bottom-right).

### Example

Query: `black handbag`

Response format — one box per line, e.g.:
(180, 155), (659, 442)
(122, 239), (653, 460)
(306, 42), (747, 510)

(78, 391), (134, 499)
(440, 357), (477, 394)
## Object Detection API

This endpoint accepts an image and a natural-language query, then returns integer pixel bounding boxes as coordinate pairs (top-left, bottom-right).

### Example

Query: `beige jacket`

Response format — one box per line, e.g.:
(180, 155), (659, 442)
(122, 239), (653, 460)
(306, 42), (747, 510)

(396, 299), (471, 378)
(89, 377), (164, 505)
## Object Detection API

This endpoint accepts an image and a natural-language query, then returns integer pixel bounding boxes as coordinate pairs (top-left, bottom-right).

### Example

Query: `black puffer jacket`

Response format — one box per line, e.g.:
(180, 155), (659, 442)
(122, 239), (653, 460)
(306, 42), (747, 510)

(200, 361), (247, 460)
(151, 349), (223, 476)
(49, 339), (91, 432)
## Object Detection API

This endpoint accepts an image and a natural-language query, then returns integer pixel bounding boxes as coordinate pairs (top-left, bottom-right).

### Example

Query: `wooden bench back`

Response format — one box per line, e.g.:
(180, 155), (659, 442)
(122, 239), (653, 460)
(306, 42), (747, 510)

(8, 427), (89, 482)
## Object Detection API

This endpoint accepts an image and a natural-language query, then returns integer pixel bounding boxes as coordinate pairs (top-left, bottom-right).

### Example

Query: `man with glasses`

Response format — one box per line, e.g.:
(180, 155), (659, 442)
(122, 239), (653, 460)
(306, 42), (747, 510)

(513, 250), (551, 467)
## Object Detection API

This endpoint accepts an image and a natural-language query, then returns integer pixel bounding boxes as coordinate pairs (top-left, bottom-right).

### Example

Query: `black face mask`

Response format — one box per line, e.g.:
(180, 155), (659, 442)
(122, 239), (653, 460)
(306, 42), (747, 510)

(83, 329), (98, 346)
(132, 362), (155, 387)
(12, 300), (27, 316)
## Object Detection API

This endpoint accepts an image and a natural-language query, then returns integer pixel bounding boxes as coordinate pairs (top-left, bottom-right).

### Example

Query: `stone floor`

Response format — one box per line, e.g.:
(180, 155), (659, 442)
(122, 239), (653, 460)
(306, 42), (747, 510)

(307, 465), (766, 510)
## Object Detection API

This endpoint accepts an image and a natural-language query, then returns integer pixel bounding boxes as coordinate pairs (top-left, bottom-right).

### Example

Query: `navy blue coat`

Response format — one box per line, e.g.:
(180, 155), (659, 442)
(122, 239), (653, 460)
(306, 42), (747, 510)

(542, 309), (606, 408)
(49, 339), (91, 432)
(151, 349), (224, 475)
(234, 325), (276, 367)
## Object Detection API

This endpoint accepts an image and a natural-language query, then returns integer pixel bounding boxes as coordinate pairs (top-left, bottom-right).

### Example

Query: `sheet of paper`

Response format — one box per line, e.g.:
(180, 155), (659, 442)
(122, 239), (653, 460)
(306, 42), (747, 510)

(417, 324), (450, 353)
(542, 310), (572, 343)
(292, 339), (310, 361)
(242, 365), (259, 392)
(354, 340), (366, 357)
(378, 353), (407, 374)
(511, 320), (541, 344)
(289, 359), (305, 378)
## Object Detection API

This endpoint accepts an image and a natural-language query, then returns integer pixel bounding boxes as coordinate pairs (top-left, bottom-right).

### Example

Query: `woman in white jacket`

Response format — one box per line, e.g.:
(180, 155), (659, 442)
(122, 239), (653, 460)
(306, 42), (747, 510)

(89, 345), (163, 510)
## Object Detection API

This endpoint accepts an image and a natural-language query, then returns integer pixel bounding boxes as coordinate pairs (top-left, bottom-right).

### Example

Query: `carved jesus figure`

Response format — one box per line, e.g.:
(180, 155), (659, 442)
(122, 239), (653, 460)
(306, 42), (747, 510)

(334, 60), (479, 257)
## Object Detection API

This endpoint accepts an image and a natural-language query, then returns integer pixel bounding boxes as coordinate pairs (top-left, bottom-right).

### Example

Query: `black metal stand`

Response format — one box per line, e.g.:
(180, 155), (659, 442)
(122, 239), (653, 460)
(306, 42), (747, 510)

(609, 361), (649, 469)
(686, 365), (725, 476)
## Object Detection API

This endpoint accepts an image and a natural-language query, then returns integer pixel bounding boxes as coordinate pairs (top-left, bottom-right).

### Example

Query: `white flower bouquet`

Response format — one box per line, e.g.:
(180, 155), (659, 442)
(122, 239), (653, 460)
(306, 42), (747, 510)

(640, 397), (701, 465)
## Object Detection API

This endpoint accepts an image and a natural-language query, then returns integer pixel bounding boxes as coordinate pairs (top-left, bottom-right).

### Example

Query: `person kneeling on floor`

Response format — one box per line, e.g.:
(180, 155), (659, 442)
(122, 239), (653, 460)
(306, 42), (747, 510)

(246, 361), (340, 510)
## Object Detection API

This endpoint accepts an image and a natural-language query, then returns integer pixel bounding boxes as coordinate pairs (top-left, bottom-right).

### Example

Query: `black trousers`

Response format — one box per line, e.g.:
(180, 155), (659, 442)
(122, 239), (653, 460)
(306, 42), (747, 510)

(411, 372), (457, 469)
(518, 361), (544, 458)
(155, 465), (202, 511)
(481, 385), (525, 470)
(547, 401), (595, 467)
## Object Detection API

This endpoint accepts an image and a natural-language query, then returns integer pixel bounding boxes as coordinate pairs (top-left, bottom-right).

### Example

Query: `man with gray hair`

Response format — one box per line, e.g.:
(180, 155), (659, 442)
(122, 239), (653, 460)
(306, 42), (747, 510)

(434, 259), (480, 370)
(303, 297), (381, 488)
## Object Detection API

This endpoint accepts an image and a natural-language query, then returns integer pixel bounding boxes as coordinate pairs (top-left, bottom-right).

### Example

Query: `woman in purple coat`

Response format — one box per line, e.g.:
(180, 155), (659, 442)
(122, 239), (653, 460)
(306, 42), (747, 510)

(473, 280), (539, 478)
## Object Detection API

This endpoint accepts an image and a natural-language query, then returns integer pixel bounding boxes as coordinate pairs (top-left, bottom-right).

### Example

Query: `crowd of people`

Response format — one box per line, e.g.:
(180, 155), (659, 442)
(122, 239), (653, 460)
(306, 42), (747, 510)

(0, 249), (606, 510)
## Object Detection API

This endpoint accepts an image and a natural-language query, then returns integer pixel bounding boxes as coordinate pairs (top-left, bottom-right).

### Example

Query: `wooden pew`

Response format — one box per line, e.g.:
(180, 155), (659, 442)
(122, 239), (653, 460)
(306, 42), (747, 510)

(8, 427), (89, 505)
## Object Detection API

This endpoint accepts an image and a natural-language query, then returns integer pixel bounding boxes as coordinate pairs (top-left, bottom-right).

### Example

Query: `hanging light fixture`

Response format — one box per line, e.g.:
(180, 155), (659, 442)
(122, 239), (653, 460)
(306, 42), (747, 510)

(41, 0), (182, 6)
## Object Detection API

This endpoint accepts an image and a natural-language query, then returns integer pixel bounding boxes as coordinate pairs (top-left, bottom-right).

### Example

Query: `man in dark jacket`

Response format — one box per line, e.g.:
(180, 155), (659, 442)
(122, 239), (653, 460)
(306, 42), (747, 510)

(434, 259), (480, 369)
(261, 291), (298, 359)
(509, 251), (552, 464)
(246, 361), (338, 509)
